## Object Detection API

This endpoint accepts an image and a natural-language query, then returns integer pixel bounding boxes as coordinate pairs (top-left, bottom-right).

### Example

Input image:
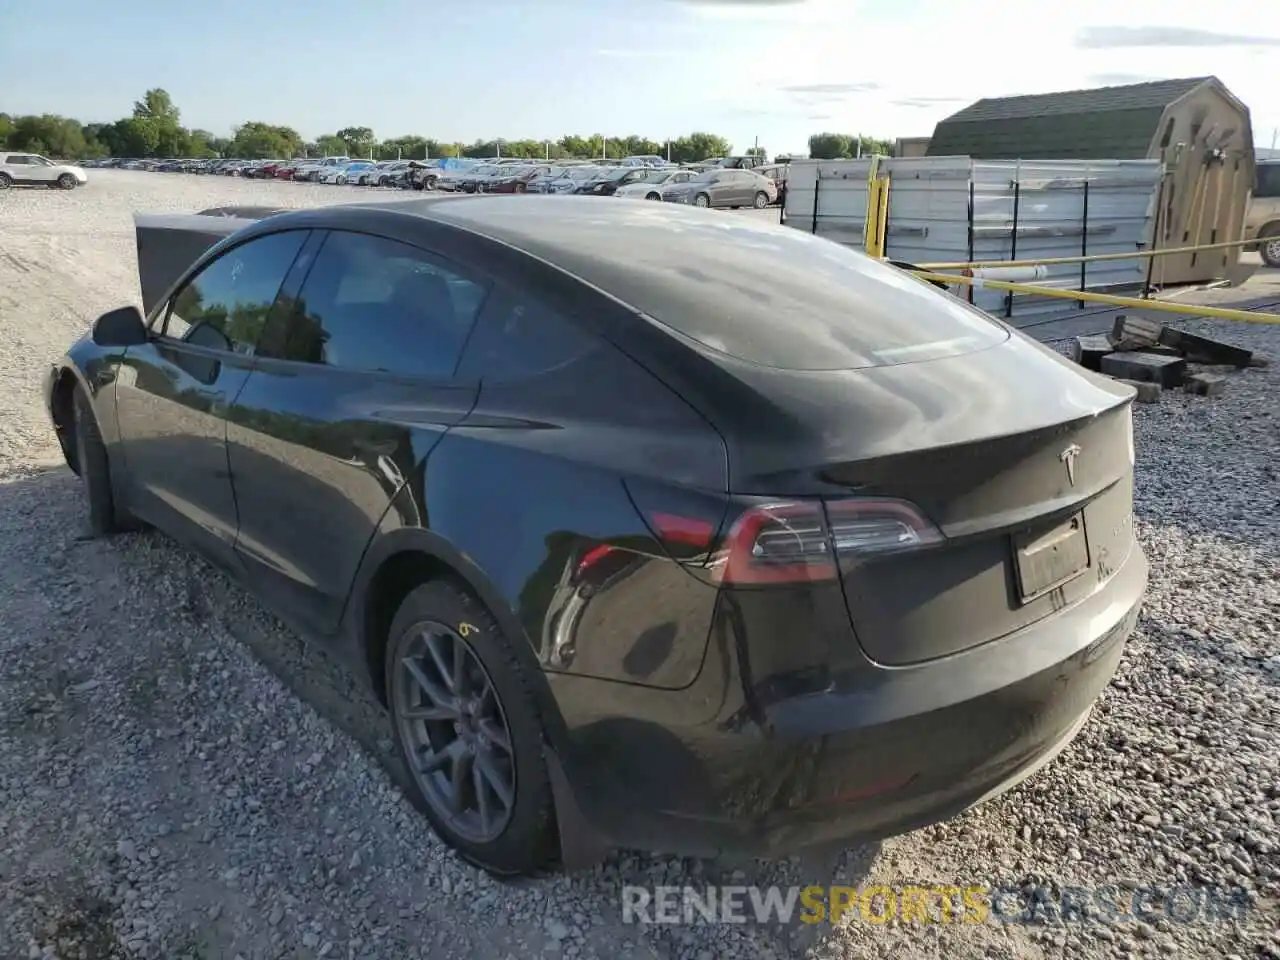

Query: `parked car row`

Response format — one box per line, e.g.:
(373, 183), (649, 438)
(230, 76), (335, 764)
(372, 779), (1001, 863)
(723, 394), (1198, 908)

(82, 154), (790, 207)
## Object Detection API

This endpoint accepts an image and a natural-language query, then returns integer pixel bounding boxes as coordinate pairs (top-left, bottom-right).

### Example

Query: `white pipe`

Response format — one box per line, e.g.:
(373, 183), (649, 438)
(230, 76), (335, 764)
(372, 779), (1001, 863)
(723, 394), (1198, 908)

(966, 265), (1050, 282)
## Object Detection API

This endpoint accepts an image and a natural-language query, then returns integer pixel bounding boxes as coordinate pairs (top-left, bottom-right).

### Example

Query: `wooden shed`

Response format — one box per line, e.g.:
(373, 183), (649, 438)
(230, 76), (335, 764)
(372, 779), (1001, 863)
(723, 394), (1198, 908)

(894, 136), (931, 158)
(927, 77), (1255, 285)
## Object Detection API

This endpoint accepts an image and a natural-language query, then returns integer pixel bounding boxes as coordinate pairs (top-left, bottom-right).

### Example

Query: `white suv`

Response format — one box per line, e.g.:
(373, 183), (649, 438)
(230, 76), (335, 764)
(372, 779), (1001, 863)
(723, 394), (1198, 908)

(0, 152), (88, 190)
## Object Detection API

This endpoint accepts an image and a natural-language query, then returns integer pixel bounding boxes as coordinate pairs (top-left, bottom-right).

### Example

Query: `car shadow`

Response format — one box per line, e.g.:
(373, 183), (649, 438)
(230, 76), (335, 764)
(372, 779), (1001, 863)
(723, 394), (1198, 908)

(0, 464), (880, 957)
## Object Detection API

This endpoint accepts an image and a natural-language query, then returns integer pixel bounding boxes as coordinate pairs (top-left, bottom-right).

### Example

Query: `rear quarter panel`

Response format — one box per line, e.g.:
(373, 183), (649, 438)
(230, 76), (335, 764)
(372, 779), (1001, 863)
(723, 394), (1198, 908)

(1245, 196), (1280, 238)
(411, 338), (729, 691)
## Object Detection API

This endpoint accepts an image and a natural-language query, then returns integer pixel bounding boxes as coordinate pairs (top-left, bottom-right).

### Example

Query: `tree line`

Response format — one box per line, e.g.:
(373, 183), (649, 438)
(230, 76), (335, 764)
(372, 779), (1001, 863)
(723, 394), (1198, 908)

(807, 133), (896, 159)
(2, 89), (899, 164)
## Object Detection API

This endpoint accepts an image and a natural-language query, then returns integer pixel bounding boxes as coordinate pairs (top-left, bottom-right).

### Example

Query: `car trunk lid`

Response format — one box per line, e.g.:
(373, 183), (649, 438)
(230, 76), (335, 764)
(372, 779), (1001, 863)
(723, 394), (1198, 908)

(133, 211), (276, 315)
(708, 335), (1138, 667)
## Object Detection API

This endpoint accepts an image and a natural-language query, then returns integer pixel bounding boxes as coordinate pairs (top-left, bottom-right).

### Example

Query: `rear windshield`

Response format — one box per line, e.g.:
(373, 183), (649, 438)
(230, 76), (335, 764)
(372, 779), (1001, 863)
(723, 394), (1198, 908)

(654, 230), (1006, 369)
(464, 205), (1008, 370)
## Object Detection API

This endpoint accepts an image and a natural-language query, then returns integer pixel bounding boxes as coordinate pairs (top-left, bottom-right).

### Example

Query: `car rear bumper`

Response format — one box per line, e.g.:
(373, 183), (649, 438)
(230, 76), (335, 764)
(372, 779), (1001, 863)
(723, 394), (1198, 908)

(553, 541), (1146, 860)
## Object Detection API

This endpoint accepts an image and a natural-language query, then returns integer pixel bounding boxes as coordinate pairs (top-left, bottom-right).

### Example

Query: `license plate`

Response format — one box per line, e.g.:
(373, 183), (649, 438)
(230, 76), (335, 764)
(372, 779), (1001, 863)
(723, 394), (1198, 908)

(1012, 512), (1089, 603)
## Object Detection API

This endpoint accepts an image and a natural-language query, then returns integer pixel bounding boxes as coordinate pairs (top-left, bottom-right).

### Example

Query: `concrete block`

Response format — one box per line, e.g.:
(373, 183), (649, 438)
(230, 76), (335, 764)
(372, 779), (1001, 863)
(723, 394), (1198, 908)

(1070, 335), (1113, 372)
(1112, 379), (1162, 403)
(1184, 372), (1226, 397)
(1100, 351), (1187, 388)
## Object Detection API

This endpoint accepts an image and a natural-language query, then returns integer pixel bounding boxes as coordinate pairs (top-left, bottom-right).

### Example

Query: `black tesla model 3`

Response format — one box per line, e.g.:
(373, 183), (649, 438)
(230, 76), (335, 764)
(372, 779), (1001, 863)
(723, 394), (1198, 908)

(43, 196), (1147, 876)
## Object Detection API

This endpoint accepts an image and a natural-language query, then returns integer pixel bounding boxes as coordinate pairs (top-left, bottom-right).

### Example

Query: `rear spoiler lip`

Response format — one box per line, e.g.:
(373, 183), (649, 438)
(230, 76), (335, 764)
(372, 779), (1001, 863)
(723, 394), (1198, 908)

(132, 211), (265, 316)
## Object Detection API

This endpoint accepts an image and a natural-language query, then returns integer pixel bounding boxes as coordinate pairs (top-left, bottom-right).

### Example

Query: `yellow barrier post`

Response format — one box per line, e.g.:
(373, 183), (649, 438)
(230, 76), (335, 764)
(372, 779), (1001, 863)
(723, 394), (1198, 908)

(875, 176), (890, 259)
(862, 156), (882, 257)
(907, 270), (1280, 325)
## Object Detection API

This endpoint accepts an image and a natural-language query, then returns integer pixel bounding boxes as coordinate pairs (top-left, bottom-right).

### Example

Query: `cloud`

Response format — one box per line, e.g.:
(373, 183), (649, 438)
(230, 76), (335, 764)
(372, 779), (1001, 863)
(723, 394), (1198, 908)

(1075, 26), (1280, 48)
(891, 96), (968, 109)
(781, 82), (879, 95)
(592, 48), (675, 59)
(1087, 72), (1164, 86)
(665, 0), (808, 4)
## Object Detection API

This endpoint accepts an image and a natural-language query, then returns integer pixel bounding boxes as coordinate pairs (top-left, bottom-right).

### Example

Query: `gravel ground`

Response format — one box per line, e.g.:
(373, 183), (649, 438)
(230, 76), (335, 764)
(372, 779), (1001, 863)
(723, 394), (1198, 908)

(0, 171), (1277, 960)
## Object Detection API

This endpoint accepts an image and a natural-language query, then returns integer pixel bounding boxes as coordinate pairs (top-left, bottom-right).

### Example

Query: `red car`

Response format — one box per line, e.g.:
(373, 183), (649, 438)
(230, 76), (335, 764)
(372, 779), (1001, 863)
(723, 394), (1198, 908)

(274, 161), (305, 181)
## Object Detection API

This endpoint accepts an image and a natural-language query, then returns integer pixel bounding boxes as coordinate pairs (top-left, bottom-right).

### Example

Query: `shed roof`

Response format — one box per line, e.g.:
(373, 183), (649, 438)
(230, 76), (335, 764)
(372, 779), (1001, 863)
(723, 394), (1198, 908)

(927, 77), (1215, 160)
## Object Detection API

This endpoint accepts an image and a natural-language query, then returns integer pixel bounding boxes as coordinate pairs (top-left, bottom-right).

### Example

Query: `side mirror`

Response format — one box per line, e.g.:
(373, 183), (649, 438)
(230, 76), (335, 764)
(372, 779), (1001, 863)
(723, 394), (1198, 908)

(91, 306), (148, 348)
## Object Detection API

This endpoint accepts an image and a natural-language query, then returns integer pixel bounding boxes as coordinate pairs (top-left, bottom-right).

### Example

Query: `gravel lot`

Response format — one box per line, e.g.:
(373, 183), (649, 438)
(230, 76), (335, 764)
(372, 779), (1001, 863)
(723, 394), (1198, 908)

(0, 171), (1277, 960)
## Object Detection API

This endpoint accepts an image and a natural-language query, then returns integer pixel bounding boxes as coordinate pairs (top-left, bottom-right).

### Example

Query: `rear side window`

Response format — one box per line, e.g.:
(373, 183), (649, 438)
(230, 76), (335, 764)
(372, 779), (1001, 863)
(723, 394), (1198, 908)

(456, 289), (595, 381)
(1257, 163), (1280, 199)
(274, 230), (488, 378)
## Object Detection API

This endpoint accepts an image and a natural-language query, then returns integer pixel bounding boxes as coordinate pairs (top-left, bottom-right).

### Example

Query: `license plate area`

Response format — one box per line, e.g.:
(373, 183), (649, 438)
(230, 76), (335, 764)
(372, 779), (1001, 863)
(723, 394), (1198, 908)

(1012, 512), (1090, 604)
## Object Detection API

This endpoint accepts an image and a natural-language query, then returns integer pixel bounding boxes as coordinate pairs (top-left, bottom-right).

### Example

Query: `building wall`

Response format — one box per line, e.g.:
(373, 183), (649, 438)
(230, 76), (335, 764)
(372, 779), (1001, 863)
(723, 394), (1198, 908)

(895, 137), (931, 158)
(1146, 83), (1255, 285)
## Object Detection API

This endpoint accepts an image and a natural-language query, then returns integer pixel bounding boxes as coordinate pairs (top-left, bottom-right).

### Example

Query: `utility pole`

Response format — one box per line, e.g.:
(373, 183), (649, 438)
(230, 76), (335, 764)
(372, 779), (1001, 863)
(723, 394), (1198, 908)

(666, 139), (671, 162)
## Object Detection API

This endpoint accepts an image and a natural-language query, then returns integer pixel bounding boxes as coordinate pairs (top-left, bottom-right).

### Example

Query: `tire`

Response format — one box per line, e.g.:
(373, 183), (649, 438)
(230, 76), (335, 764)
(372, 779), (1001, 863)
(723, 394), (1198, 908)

(1260, 226), (1280, 268)
(694, 192), (711, 208)
(646, 192), (661, 201)
(425, 175), (438, 191)
(336, 176), (347, 185)
(514, 182), (526, 194)
(71, 384), (133, 537)
(58, 174), (78, 190)
(385, 579), (557, 876)
(0, 173), (11, 189)
(752, 191), (768, 209)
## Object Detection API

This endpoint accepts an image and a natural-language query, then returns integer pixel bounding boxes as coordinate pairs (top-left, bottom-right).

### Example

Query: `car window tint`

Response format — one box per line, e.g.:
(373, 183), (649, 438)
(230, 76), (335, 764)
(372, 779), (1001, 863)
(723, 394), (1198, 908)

(164, 230), (307, 354)
(1257, 163), (1280, 198)
(456, 289), (595, 381)
(450, 204), (1011, 370)
(277, 231), (487, 377)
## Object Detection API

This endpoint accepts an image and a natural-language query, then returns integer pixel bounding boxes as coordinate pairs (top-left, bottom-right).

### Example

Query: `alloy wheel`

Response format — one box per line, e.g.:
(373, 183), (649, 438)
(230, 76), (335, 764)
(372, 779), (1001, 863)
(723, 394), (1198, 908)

(1263, 236), (1280, 268)
(392, 623), (516, 843)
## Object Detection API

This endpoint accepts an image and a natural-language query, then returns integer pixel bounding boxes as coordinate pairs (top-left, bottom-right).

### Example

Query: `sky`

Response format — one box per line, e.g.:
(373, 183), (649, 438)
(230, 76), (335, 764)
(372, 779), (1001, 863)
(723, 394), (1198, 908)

(1, 0), (1278, 155)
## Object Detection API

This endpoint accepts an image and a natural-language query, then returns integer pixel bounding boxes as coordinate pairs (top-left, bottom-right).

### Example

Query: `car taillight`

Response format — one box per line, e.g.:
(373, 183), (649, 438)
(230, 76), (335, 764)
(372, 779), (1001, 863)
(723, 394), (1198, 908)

(714, 498), (942, 586)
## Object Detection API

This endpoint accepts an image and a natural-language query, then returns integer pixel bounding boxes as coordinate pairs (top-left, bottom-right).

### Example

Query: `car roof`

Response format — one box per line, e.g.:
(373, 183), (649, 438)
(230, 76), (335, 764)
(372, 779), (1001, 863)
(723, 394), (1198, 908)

(309, 196), (968, 369)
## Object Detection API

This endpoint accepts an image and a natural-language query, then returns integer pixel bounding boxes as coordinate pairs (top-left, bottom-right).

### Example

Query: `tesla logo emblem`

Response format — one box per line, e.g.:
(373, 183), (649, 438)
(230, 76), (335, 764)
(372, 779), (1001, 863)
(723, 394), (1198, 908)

(1060, 444), (1082, 486)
